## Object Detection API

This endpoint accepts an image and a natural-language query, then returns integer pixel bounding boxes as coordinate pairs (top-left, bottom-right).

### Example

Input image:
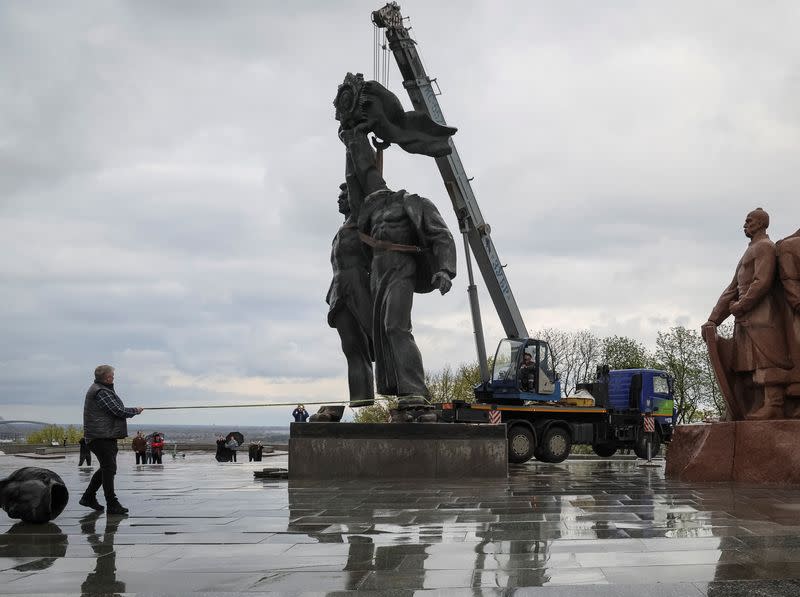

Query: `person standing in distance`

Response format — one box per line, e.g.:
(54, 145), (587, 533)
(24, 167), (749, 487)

(79, 365), (143, 515)
(131, 430), (147, 465)
(292, 404), (309, 422)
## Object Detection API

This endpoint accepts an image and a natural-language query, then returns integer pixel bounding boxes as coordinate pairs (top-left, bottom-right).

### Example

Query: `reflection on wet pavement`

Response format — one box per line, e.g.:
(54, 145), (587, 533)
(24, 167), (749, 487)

(1, 453), (800, 595)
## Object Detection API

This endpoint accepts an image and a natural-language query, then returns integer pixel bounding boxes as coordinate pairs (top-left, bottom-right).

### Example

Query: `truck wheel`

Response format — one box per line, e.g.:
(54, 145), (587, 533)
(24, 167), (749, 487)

(540, 426), (571, 464)
(592, 443), (617, 458)
(507, 426), (535, 463)
(533, 447), (549, 462)
(634, 432), (661, 459)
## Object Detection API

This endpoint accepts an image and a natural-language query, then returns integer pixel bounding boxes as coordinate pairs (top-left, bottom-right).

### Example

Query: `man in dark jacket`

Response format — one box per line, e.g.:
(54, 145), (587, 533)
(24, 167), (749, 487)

(131, 431), (147, 465)
(79, 365), (143, 515)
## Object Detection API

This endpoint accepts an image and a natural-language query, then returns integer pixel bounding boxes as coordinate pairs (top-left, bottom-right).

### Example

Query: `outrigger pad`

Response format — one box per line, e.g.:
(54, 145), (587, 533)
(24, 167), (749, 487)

(0, 467), (69, 523)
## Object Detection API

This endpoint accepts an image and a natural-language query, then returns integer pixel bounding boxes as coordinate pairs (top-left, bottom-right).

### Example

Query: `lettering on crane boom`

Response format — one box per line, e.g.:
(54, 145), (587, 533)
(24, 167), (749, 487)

(483, 237), (512, 296)
(421, 86), (446, 125)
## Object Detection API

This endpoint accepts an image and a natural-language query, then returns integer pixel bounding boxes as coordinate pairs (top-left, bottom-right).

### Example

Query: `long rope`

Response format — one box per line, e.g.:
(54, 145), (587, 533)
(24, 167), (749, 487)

(145, 399), (354, 411)
(142, 398), (405, 410)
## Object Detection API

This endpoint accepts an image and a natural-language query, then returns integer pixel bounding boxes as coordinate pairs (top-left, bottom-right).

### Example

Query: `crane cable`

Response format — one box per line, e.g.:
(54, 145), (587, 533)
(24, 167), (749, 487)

(373, 23), (391, 87)
(383, 29), (390, 87)
(373, 22), (378, 82)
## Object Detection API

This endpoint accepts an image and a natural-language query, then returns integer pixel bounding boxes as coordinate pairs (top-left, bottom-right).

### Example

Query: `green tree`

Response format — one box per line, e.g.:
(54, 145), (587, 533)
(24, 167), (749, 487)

(655, 326), (707, 423)
(655, 324), (730, 422)
(352, 400), (395, 423)
(352, 361), (483, 423)
(427, 362), (482, 404)
(602, 335), (654, 370)
(697, 321), (733, 419)
(26, 424), (83, 444)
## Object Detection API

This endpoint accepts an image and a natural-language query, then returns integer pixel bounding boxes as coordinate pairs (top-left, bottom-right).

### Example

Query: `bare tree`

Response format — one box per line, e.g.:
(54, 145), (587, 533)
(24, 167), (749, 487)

(533, 328), (569, 391)
(533, 328), (599, 396)
(574, 330), (601, 393)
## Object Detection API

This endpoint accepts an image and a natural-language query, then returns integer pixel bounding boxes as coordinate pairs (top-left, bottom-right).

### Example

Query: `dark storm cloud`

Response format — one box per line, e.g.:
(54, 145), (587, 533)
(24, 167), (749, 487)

(1, 0), (799, 424)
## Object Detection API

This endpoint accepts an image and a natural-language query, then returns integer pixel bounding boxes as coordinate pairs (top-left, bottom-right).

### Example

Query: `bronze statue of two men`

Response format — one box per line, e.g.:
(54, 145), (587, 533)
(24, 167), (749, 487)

(327, 74), (457, 406)
(703, 208), (800, 420)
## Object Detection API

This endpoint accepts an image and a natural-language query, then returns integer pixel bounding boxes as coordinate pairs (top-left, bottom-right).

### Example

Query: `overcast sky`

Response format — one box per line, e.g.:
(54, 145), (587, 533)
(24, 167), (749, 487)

(1, 1), (799, 427)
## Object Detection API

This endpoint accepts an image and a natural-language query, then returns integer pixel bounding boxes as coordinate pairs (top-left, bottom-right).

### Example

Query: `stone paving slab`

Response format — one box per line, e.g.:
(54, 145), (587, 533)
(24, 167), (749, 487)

(2, 453), (800, 594)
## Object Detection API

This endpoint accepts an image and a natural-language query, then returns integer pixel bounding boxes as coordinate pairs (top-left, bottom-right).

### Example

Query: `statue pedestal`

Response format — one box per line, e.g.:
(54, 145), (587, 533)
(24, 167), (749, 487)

(288, 423), (507, 480)
(666, 421), (800, 485)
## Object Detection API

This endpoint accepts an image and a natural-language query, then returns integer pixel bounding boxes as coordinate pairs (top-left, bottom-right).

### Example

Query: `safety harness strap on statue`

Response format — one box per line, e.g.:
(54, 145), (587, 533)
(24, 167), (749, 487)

(358, 231), (425, 253)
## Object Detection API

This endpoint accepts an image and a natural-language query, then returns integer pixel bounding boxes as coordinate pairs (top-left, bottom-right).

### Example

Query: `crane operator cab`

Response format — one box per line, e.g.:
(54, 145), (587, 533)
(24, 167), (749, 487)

(475, 339), (561, 404)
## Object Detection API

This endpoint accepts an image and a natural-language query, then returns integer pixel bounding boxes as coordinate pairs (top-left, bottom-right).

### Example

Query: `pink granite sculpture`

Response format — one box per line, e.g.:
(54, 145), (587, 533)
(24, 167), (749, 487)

(702, 209), (800, 420)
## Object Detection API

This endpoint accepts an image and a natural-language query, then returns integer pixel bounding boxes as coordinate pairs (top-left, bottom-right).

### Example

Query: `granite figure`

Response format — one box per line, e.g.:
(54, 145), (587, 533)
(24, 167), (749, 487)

(702, 208), (800, 419)
(326, 181), (375, 407)
(0, 467), (69, 523)
(777, 227), (800, 409)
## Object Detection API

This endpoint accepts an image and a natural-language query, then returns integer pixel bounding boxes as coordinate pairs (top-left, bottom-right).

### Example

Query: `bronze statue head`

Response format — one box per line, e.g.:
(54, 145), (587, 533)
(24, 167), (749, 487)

(0, 467), (69, 523)
(337, 182), (349, 216)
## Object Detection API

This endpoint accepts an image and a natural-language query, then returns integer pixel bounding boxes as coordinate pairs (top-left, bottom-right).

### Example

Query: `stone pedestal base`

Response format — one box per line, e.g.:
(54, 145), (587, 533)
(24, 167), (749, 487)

(666, 420), (800, 485)
(289, 423), (507, 480)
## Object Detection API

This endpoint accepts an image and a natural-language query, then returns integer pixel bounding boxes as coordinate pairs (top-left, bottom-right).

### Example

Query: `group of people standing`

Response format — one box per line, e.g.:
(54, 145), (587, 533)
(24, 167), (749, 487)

(131, 430), (164, 464)
(248, 441), (265, 461)
(215, 435), (240, 462)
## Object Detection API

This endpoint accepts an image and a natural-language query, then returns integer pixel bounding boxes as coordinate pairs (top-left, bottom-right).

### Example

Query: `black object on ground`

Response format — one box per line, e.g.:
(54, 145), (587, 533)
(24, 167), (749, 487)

(253, 468), (288, 479)
(0, 467), (69, 523)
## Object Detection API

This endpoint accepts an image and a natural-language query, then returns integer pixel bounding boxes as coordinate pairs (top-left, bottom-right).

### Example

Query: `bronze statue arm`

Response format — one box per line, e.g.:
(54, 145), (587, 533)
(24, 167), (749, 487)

(344, 151), (365, 216)
(416, 195), (456, 295)
(431, 271), (453, 295)
(340, 124), (387, 197)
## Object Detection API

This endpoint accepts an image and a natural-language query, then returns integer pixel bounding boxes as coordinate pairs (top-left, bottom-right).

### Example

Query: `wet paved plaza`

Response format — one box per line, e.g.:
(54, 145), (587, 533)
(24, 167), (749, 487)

(2, 452), (800, 595)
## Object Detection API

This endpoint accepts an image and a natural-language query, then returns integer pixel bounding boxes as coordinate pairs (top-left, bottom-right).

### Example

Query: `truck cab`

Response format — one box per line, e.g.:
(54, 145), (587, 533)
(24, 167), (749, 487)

(606, 368), (676, 442)
(475, 338), (562, 404)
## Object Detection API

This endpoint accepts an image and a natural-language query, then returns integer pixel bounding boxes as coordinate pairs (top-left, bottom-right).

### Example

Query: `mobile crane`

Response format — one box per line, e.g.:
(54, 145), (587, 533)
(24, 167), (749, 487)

(371, 3), (675, 463)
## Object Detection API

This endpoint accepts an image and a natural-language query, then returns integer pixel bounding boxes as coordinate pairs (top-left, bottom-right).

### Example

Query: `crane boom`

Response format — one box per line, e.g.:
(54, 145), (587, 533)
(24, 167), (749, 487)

(372, 3), (528, 345)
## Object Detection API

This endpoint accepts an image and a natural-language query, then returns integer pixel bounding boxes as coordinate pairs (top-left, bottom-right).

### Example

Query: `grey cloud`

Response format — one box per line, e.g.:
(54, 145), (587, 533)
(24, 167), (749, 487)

(1, 0), (799, 424)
